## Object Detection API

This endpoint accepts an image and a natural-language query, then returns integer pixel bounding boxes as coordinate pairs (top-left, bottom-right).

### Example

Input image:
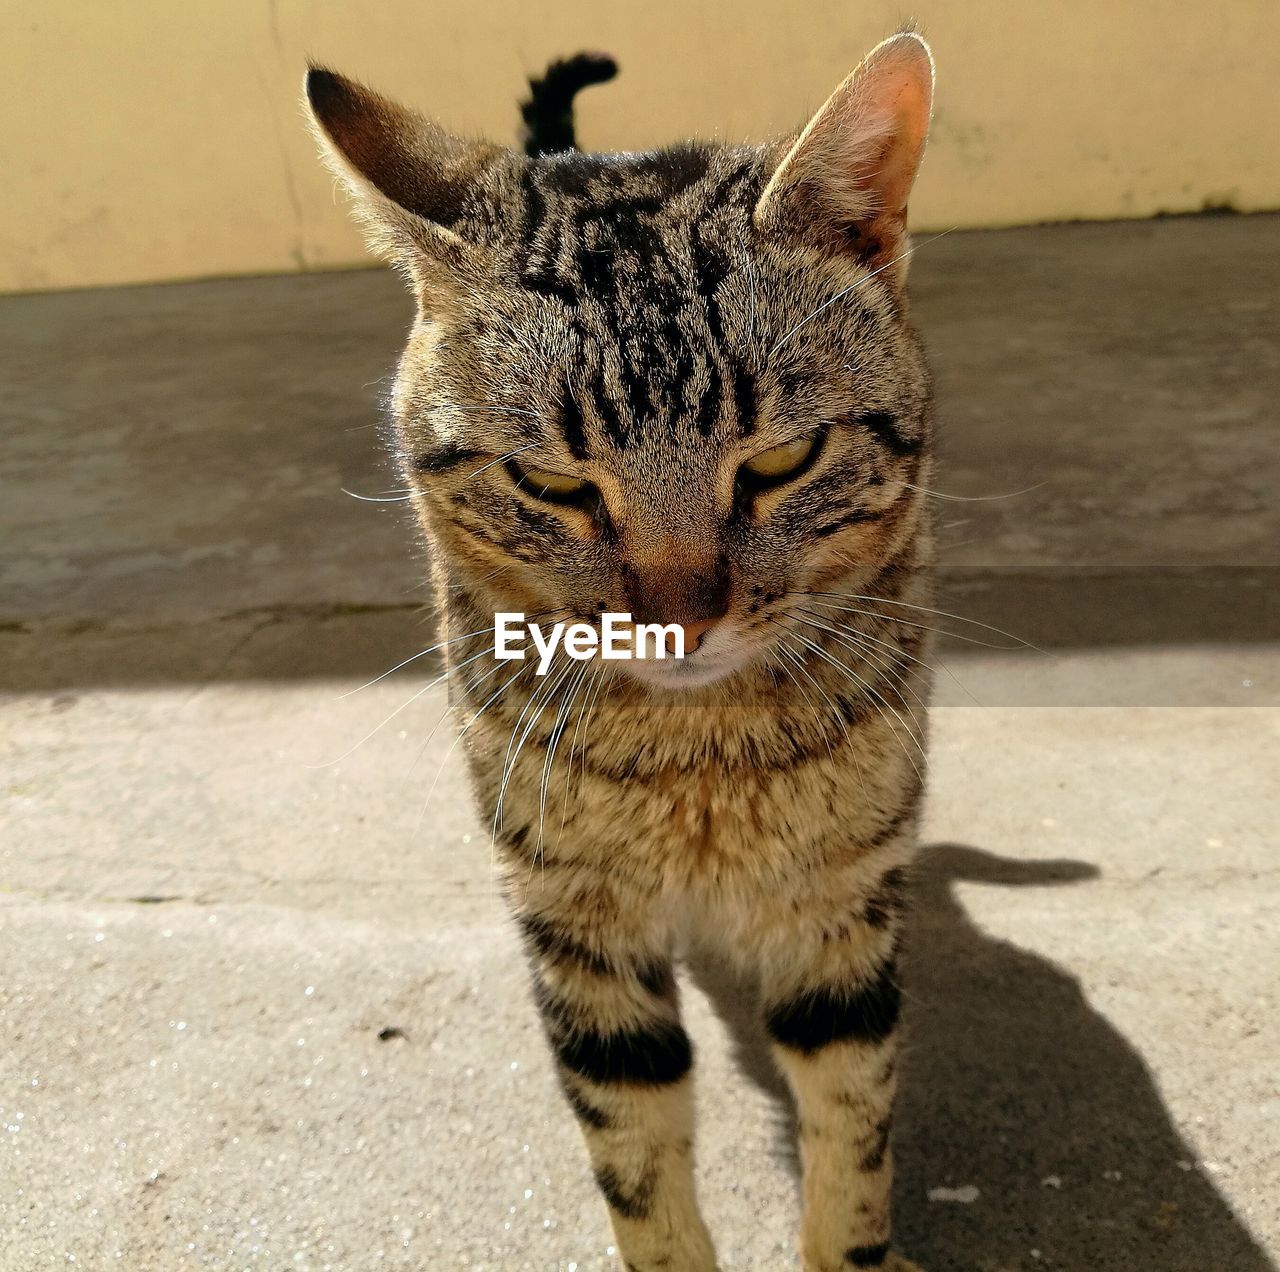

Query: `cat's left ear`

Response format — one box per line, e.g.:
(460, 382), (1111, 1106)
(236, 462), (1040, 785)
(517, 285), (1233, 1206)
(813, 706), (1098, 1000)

(754, 31), (934, 286)
(304, 66), (501, 306)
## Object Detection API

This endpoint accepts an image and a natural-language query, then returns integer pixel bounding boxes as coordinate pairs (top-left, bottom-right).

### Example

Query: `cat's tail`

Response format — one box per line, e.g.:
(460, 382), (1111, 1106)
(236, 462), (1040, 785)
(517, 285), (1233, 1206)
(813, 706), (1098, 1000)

(520, 52), (618, 157)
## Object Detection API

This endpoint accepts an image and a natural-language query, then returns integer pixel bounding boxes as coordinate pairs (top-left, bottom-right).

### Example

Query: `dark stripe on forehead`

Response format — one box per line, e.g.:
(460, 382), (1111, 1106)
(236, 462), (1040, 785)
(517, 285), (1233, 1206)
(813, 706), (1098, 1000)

(688, 165), (763, 439)
(626, 143), (716, 191)
(620, 355), (655, 434)
(688, 163), (758, 346)
(691, 227), (730, 348)
(693, 359), (722, 435)
(516, 149), (768, 448)
(589, 363), (627, 448)
(519, 167), (579, 308)
(573, 197), (689, 436)
(732, 360), (757, 435)
(698, 157), (764, 217)
(541, 143), (714, 199)
(561, 389), (588, 460)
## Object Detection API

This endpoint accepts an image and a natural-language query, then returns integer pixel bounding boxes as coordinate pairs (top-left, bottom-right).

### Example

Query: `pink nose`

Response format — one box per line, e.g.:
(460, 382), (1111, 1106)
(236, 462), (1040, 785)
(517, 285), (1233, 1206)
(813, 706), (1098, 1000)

(671, 617), (719, 655)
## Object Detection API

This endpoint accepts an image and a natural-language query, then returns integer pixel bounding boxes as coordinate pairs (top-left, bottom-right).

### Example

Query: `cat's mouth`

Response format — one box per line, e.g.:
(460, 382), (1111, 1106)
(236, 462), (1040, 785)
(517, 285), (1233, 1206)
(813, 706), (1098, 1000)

(619, 632), (760, 692)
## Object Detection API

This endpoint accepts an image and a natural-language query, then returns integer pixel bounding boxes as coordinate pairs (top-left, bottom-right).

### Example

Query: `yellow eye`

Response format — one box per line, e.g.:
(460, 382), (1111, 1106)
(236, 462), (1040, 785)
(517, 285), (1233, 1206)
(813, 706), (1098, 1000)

(741, 432), (822, 483)
(511, 462), (592, 503)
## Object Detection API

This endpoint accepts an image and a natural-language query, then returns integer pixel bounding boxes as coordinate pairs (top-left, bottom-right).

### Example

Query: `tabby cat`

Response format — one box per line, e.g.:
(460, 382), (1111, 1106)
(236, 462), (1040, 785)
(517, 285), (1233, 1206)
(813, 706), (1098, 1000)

(306, 31), (936, 1272)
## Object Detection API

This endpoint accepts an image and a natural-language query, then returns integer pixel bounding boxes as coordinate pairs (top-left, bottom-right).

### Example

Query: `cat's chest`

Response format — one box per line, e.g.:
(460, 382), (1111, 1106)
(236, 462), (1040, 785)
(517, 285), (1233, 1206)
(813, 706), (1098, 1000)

(466, 669), (920, 890)
(559, 708), (911, 884)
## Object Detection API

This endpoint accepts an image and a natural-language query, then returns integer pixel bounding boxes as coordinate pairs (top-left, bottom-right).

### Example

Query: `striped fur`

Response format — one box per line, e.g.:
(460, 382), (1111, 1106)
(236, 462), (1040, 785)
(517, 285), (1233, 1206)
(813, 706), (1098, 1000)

(308, 30), (935, 1272)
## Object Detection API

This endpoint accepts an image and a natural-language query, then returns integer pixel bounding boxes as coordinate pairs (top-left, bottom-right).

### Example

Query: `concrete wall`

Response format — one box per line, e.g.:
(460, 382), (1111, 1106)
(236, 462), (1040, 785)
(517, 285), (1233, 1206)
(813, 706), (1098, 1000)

(7, 0), (1279, 293)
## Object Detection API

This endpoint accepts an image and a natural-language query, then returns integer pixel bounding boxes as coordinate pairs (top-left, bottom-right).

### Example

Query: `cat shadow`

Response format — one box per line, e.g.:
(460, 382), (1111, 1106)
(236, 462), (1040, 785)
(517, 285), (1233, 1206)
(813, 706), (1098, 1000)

(686, 843), (1273, 1272)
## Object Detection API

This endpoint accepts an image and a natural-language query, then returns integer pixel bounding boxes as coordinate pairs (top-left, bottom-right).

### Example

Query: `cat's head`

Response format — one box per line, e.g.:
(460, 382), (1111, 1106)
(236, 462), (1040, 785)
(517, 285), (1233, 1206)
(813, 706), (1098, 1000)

(306, 33), (935, 691)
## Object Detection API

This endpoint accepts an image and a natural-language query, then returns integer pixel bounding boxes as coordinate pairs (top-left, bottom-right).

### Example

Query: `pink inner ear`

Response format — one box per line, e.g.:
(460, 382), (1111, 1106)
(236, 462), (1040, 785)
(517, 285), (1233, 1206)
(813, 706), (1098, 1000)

(754, 33), (933, 253)
(840, 39), (934, 219)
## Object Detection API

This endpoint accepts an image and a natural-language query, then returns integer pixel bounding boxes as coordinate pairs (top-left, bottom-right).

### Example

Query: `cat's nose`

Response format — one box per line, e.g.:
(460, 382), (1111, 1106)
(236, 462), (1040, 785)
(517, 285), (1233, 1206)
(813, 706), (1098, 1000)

(660, 616), (719, 656)
(620, 540), (730, 655)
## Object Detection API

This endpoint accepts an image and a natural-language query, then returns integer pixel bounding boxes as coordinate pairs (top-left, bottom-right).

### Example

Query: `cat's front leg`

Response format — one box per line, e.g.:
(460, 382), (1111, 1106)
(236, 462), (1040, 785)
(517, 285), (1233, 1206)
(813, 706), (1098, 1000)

(516, 902), (719, 1272)
(761, 873), (916, 1272)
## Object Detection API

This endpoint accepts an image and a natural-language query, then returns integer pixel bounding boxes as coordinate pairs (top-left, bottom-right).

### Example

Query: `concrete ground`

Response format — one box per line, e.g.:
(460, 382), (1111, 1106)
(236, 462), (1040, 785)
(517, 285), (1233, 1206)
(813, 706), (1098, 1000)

(1, 215), (1277, 1271)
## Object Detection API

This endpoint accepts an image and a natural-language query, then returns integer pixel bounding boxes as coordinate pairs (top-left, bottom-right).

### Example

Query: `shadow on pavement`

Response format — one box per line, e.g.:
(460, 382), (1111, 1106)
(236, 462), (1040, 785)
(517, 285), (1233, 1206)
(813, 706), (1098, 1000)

(690, 844), (1273, 1271)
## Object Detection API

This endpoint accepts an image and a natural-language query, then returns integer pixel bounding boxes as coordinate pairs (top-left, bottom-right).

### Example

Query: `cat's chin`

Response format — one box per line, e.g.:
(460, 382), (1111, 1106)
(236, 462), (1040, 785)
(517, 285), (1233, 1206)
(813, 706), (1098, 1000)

(621, 652), (753, 694)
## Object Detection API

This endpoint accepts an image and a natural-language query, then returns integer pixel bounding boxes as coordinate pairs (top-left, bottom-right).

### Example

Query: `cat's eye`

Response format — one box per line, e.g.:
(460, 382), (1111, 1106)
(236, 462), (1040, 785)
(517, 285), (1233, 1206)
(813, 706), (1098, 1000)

(507, 460), (593, 505)
(740, 432), (823, 487)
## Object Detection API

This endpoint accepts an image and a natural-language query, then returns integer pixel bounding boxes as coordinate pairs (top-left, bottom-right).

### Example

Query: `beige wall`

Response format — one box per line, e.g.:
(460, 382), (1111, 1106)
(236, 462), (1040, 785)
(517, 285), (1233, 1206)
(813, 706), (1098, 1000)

(6, 1), (1279, 293)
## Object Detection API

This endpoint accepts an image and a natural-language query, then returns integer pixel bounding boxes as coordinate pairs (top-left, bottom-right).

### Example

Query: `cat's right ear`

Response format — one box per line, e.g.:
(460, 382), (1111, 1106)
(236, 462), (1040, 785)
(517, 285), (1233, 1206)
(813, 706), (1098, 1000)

(304, 67), (497, 302)
(754, 32), (934, 287)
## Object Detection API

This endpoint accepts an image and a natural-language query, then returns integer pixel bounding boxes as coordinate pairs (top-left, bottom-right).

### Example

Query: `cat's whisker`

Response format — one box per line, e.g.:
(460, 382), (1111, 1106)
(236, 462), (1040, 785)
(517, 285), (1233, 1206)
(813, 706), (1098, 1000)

(806, 598), (1018, 652)
(405, 651), (511, 783)
(490, 674), (559, 875)
(775, 622), (928, 782)
(386, 601), (568, 679)
(792, 606), (978, 708)
(494, 656), (576, 855)
(340, 487), (419, 503)
(508, 660), (579, 890)
(436, 401), (543, 420)
(799, 591), (1038, 651)
(339, 624), (500, 698)
(899, 479), (1047, 503)
(416, 658), (538, 837)
(535, 660), (592, 868)
(783, 616), (926, 737)
(559, 661), (606, 841)
(809, 641), (926, 782)
(771, 645), (837, 762)
(574, 660), (613, 790)
(791, 613), (931, 735)
(772, 637), (867, 796)
(492, 661), (560, 838)
(555, 667), (595, 833)
(434, 558), (530, 598)
(795, 604), (942, 681)
(463, 442), (541, 482)
(315, 643), (496, 769)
